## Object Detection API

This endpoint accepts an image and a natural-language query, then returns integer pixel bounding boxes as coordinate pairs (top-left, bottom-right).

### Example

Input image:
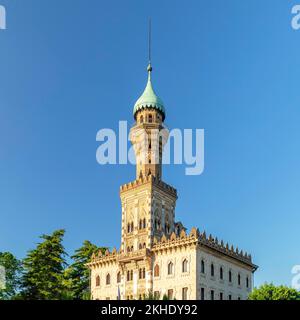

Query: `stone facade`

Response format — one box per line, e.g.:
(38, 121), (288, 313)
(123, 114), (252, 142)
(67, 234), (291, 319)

(87, 63), (257, 300)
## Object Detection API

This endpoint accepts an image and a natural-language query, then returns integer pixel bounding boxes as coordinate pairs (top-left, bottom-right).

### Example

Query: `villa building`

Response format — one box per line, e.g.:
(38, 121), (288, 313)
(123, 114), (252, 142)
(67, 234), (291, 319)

(87, 61), (257, 300)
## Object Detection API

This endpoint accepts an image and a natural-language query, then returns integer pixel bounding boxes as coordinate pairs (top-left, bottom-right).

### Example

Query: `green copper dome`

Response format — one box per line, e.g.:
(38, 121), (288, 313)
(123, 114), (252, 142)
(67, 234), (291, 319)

(133, 64), (165, 120)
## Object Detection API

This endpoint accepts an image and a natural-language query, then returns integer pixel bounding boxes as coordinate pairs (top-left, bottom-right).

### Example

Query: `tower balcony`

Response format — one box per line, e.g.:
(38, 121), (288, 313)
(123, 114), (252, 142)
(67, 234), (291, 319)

(117, 248), (151, 263)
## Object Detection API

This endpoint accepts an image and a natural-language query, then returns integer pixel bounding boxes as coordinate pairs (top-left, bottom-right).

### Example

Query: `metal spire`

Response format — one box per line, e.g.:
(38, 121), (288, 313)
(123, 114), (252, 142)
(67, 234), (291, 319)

(147, 18), (152, 74)
(148, 18), (152, 65)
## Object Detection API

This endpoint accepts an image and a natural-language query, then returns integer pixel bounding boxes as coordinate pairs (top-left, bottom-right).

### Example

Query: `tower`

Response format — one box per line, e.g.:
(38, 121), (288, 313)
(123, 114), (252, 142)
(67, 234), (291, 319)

(120, 63), (177, 256)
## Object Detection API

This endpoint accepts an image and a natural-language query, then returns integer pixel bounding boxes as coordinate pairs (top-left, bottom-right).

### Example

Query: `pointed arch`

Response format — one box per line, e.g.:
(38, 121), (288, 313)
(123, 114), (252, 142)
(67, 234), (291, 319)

(154, 264), (160, 277)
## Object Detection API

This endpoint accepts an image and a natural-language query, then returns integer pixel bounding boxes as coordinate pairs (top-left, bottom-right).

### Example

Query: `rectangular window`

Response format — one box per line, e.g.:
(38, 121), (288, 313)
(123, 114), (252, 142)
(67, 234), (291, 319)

(200, 288), (205, 300)
(228, 294), (232, 300)
(220, 292), (223, 300)
(168, 289), (173, 300)
(182, 287), (188, 300)
(210, 290), (214, 300)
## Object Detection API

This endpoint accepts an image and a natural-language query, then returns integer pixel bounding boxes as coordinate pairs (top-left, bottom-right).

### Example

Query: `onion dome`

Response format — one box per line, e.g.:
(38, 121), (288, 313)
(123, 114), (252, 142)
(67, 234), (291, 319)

(133, 64), (165, 120)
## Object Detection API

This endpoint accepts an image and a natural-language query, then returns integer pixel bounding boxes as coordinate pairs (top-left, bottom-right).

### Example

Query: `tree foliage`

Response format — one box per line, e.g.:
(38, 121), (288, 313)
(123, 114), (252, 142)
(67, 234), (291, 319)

(248, 283), (300, 300)
(0, 252), (22, 300)
(19, 229), (67, 300)
(64, 240), (106, 300)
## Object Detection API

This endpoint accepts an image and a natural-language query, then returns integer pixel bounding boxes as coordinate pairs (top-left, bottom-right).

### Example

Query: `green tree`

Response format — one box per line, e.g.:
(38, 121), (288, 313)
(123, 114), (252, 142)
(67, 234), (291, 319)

(248, 283), (300, 300)
(19, 229), (67, 300)
(64, 240), (106, 300)
(0, 252), (22, 300)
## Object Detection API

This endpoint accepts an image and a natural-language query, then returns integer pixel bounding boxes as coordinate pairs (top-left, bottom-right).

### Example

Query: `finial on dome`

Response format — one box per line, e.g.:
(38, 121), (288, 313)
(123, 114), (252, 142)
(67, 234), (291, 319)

(132, 19), (165, 120)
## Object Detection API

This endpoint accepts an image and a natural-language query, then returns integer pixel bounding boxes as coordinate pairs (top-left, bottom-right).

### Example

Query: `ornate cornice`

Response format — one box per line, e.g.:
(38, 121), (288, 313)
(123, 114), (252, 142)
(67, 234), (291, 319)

(120, 175), (177, 198)
(87, 228), (258, 272)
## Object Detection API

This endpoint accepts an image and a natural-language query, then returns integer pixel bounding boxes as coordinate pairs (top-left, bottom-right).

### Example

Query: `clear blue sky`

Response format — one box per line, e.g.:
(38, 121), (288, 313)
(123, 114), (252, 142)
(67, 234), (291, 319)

(1, 0), (299, 287)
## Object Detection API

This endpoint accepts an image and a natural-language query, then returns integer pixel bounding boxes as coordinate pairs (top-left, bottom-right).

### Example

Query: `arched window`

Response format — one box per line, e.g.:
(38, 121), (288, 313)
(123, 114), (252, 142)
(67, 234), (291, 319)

(127, 270), (130, 281)
(131, 245), (134, 252)
(182, 259), (188, 273)
(143, 242), (146, 249)
(139, 268), (142, 279)
(127, 223), (130, 233)
(158, 220), (161, 230)
(143, 218), (146, 229)
(229, 270), (232, 283)
(106, 273), (110, 285)
(139, 243), (142, 250)
(246, 276), (249, 288)
(95, 275), (100, 287)
(131, 222), (134, 232)
(238, 274), (241, 286)
(130, 270), (133, 281)
(117, 272), (121, 283)
(142, 268), (146, 279)
(201, 260), (205, 274)
(148, 114), (153, 123)
(154, 264), (160, 277)
(139, 220), (142, 229)
(211, 264), (214, 277)
(168, 262), (173, 275)
(220, 267), (223, 280)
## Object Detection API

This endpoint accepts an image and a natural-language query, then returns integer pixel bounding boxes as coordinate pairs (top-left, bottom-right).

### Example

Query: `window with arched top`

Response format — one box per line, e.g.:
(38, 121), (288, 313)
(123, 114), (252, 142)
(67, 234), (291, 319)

(168, 262), (173, 275)
(143, 242), (146, 249)
(127, 223), (130, 233)
(211, 263), (214, 277)
(130, 270), (133, 281)
(142, 268), (146, 279)
(143, 218), (146, 229)
(127, 270), (130, 281)
(95, 275), (100, 287)
(201, 260), (205, 274)
(154, 264), (160, 277)
(117, 272), (121, 283)
(131, 245), (134, 252)
(148, 114), (153, 123)
(238, 274), (241, 286)
(158, 220), (161, 230)
(182, 259), (188, 273)
(131, 222), (134, 232)
(139, 243), (142, 250)
(229, 270), (232, 282)
(220, 267), (223, 280)
(106, 273), (111, 285)
(246, 276), (249, 288)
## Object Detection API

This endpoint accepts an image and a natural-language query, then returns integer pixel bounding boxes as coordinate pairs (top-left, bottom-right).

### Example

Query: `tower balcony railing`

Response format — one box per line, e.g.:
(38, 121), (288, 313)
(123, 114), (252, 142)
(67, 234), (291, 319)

(117, 248), (151, 263)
